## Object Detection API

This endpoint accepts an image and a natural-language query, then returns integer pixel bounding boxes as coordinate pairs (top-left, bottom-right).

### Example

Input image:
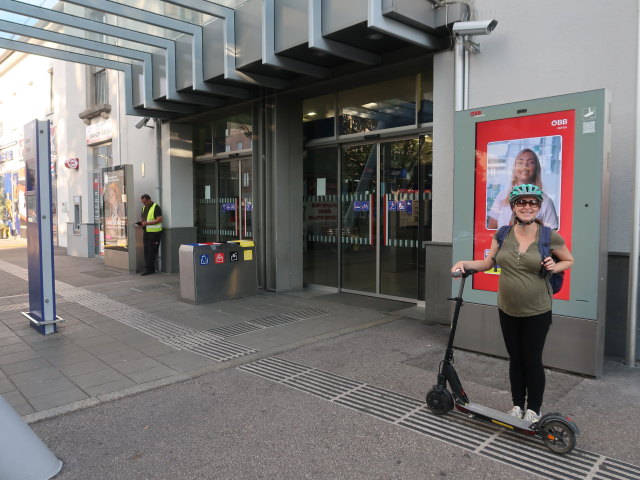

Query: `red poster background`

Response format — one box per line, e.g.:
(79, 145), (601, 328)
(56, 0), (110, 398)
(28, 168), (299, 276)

(473, 111), (574, 300)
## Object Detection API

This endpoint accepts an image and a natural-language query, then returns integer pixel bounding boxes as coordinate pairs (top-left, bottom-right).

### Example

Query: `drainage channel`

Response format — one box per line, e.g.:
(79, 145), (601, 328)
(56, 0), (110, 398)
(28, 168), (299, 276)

(238, 357), (640, 480)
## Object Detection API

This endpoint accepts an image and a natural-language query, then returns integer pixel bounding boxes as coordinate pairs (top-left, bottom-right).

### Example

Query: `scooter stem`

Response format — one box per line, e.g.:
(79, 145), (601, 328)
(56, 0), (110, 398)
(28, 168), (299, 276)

(445, 275), (467, 362)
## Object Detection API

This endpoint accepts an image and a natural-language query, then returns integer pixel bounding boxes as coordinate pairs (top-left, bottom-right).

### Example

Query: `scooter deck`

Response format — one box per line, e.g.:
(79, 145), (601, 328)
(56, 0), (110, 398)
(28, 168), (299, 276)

(456, 402), (536, 432)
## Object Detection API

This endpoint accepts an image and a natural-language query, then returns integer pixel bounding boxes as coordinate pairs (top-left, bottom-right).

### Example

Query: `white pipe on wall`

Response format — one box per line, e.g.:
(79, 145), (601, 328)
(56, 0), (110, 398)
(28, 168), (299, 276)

(627, 4), (640, 367)
(454, 36), (465, 111)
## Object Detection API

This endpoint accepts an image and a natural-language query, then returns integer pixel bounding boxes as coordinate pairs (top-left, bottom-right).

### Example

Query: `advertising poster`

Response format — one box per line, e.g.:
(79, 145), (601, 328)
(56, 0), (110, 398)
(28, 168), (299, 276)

(103, 168), (127, 251)
(473, 110), (575, 299)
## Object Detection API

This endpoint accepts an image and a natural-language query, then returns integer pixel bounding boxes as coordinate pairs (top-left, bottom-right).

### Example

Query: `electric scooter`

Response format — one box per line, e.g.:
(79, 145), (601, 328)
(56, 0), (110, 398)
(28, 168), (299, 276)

(425, 269), (579, 454)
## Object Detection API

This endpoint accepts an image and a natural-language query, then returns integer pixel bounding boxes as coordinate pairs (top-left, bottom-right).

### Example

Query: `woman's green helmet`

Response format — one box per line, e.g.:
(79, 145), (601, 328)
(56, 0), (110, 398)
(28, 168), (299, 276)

(509, 184), (543, 205)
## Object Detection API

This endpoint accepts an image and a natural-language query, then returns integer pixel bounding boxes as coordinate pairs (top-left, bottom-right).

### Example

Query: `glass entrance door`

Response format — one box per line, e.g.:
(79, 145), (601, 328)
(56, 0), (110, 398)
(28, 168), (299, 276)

(341, 144), (377, 293)
(195, 155), (252, 243)
(304, 135), (432, 300)
(379, 137), (432, 298)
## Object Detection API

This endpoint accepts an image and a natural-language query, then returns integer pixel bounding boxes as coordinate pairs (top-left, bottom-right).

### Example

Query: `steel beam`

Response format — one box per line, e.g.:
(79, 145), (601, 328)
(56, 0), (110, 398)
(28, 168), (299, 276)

(368, 0), (449, 50)
(308, 0), (380, 66)
(0, 37), (176, 118)
(0, 1), (206, 106)
(163, 0), (289, 89)
(62, 0), (250, 98)
(262, 0), (331, 78)
(0, 19), (206, 113)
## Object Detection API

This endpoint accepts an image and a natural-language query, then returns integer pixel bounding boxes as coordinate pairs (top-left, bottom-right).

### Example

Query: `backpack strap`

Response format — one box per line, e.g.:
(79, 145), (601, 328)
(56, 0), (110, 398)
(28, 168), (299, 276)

(538, 225), (552, 260)
(494, 225), (511, 272)
(496, 225), (511, 249)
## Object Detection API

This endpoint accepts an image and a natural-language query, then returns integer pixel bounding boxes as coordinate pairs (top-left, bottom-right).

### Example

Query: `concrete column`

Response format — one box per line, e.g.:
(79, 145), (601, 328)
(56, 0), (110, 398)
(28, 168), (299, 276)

(265, 94), (303, 291)
(161, 122), (197, 273)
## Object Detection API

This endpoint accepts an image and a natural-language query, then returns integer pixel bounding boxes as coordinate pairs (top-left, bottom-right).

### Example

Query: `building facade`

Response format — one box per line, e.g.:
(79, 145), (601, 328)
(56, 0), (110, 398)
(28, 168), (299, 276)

(0, 0), (638, 363)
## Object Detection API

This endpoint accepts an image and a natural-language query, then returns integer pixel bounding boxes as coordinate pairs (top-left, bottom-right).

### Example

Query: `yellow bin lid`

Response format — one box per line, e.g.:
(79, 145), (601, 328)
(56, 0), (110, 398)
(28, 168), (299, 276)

(228, 240), (254, 248)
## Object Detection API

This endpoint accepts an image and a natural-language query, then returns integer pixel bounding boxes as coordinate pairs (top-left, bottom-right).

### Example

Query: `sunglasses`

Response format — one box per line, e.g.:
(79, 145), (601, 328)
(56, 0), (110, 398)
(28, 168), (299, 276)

(513, 199), (541, 208)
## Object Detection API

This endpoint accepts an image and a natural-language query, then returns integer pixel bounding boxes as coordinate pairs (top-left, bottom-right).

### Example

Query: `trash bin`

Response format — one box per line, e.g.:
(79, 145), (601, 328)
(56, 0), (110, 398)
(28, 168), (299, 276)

(179, 241), (258, 304)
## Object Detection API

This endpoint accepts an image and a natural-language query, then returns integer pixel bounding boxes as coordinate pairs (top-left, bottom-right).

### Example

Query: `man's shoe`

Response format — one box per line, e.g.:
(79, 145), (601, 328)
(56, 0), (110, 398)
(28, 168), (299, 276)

(140, 270), (153, 276)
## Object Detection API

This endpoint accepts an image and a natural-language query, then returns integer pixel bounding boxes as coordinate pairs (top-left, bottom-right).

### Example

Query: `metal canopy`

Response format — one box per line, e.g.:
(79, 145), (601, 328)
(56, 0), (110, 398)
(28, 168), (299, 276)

(0, 0), (467, 118)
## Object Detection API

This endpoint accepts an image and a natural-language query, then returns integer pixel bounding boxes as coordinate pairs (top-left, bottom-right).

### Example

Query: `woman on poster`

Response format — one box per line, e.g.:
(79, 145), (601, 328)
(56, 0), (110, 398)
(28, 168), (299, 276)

(452, 184), (574, 423)
(487, 149), (559, 230)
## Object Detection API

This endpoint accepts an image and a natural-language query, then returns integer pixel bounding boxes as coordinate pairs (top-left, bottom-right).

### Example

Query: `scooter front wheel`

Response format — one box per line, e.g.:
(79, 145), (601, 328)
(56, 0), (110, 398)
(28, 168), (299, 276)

(541, 420), (576, 454)
(425, 386), (453, 415)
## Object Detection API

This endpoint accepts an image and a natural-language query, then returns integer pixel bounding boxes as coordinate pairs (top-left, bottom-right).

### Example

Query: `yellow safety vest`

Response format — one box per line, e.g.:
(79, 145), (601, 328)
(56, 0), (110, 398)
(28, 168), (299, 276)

(142, 203), (162, 232)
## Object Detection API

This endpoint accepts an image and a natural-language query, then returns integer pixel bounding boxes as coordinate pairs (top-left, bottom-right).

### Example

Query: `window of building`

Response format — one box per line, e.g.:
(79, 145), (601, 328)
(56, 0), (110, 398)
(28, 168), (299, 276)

(47, 68), (54, 115)
(302, 68), (433, 141)
(338, 76), (418, 135)
(92, 67), (108, 106)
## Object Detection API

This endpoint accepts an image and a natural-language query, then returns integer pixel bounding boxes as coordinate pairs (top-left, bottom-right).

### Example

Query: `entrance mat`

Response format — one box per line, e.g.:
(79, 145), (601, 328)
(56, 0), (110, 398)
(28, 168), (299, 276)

(80, 269), (127, 278)
(314, 293), (413, 313)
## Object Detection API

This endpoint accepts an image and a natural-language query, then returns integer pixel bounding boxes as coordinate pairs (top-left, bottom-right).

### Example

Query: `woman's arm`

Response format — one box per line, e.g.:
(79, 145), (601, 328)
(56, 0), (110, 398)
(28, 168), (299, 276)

(543, 244), (574, 273)
(452, 238), (500, 273)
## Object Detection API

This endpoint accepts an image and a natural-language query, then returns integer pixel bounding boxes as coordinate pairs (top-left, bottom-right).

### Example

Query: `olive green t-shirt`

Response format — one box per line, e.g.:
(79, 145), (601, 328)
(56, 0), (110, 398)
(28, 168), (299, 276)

(494, 226), (565, 317)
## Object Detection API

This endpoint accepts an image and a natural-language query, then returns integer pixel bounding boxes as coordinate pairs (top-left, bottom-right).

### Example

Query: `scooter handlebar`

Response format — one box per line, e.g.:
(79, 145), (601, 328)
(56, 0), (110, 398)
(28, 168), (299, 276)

(452, 269), (478, 279)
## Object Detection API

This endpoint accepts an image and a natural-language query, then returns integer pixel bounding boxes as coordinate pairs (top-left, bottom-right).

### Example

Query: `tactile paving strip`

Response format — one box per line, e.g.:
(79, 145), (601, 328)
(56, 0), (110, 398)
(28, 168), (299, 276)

(0, 260), (256, 362)
(238, 357), (640, 480)
(208, 307), (332, 338)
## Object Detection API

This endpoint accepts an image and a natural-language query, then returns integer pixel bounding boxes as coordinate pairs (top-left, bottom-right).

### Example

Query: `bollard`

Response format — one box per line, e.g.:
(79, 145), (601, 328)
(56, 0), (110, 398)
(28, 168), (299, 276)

(0, 395), (62, 480)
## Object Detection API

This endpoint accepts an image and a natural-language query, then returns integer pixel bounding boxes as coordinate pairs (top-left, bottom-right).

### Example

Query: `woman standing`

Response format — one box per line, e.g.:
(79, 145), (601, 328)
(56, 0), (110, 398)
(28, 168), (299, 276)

(452, 184), (573, 422)
(487, 149), (559, 230)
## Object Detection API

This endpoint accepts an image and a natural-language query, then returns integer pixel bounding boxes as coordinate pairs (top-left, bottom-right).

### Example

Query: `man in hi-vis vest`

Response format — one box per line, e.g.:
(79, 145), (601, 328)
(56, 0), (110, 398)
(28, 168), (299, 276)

(137, 194), (163, 275)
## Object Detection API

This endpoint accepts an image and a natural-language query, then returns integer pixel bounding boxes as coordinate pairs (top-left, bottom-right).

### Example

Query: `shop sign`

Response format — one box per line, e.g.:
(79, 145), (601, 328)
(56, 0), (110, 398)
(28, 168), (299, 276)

(0, 149), (14, 162)
(64, 158), (79, 169)
(86, 120), (112, 145)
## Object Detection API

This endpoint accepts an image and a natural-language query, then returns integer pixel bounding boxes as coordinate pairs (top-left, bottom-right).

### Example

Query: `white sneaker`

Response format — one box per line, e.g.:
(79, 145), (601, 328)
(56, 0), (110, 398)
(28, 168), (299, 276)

(524, 409), (541, 423)
(507, 406), (524, 419)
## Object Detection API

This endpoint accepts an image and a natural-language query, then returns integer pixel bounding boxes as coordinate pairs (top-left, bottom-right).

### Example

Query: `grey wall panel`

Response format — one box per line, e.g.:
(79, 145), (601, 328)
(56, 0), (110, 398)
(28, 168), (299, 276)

(323, 0), (367, 34)
(274, 0), (308, 52)
(175, 34), (193, 91)
(466, 0), (635, 254)
(382, 0), (468, 31)
(454, 303), (600, 377)
(163, 227), (197, 274)
(425, 242), (452, 324)
(236, 0), (263, 68)
(203, 19), (226, 80)
(605, 253), (640, 361)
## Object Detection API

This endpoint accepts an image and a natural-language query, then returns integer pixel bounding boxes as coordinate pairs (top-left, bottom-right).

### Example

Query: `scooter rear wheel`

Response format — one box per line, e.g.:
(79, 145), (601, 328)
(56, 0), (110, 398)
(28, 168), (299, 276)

(425, 387), (453, 415)
(541, 420), (576, 454)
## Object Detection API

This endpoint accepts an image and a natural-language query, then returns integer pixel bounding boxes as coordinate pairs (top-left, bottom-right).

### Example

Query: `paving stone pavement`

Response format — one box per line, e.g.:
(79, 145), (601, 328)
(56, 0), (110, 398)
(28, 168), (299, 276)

(2, 242), (640, 480)
(0, 243), (408, 419)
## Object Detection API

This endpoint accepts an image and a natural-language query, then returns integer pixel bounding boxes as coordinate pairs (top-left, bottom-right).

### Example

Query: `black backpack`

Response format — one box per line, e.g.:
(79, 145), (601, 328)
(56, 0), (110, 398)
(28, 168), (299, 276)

(496, 225), (564, 294)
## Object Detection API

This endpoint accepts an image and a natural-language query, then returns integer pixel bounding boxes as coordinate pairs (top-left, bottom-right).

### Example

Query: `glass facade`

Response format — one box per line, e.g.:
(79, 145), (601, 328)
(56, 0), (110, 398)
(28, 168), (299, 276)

(193, 110), (253, 243)
(302, 70), (433, 300)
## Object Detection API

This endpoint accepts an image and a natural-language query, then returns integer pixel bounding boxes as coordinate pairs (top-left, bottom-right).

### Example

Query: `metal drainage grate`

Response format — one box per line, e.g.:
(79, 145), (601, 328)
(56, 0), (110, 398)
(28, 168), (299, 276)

(238, 357), (640, 480)
(250, 307), (331, 328)
(208, 322), (264, 338)
(208, 307), (333, 338)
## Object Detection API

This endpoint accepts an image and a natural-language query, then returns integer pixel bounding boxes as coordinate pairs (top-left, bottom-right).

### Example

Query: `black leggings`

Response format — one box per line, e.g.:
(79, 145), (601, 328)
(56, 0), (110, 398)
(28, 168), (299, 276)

(498, 309), (552, 413)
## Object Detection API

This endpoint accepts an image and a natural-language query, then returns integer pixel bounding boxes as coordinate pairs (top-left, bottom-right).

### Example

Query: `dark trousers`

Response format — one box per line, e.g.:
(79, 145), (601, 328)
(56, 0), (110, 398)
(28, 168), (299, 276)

(143, 231), (162, 273)
(498, 309), (552, 413)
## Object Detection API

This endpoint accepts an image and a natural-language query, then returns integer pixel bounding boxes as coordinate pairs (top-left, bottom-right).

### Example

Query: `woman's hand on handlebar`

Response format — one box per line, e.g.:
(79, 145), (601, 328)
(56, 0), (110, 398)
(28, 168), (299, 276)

(451, 261), (466, 277)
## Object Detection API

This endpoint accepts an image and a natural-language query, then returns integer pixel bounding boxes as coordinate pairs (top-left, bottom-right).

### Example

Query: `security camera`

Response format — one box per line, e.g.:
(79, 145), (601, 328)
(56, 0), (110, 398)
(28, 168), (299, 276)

(452, 20), (498, 36)
(134, 117), (151, 129)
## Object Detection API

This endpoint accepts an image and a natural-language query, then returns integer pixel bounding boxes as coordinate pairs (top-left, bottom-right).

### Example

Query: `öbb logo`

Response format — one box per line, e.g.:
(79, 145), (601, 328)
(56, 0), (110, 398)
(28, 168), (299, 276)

(551, 119), (568, 126)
